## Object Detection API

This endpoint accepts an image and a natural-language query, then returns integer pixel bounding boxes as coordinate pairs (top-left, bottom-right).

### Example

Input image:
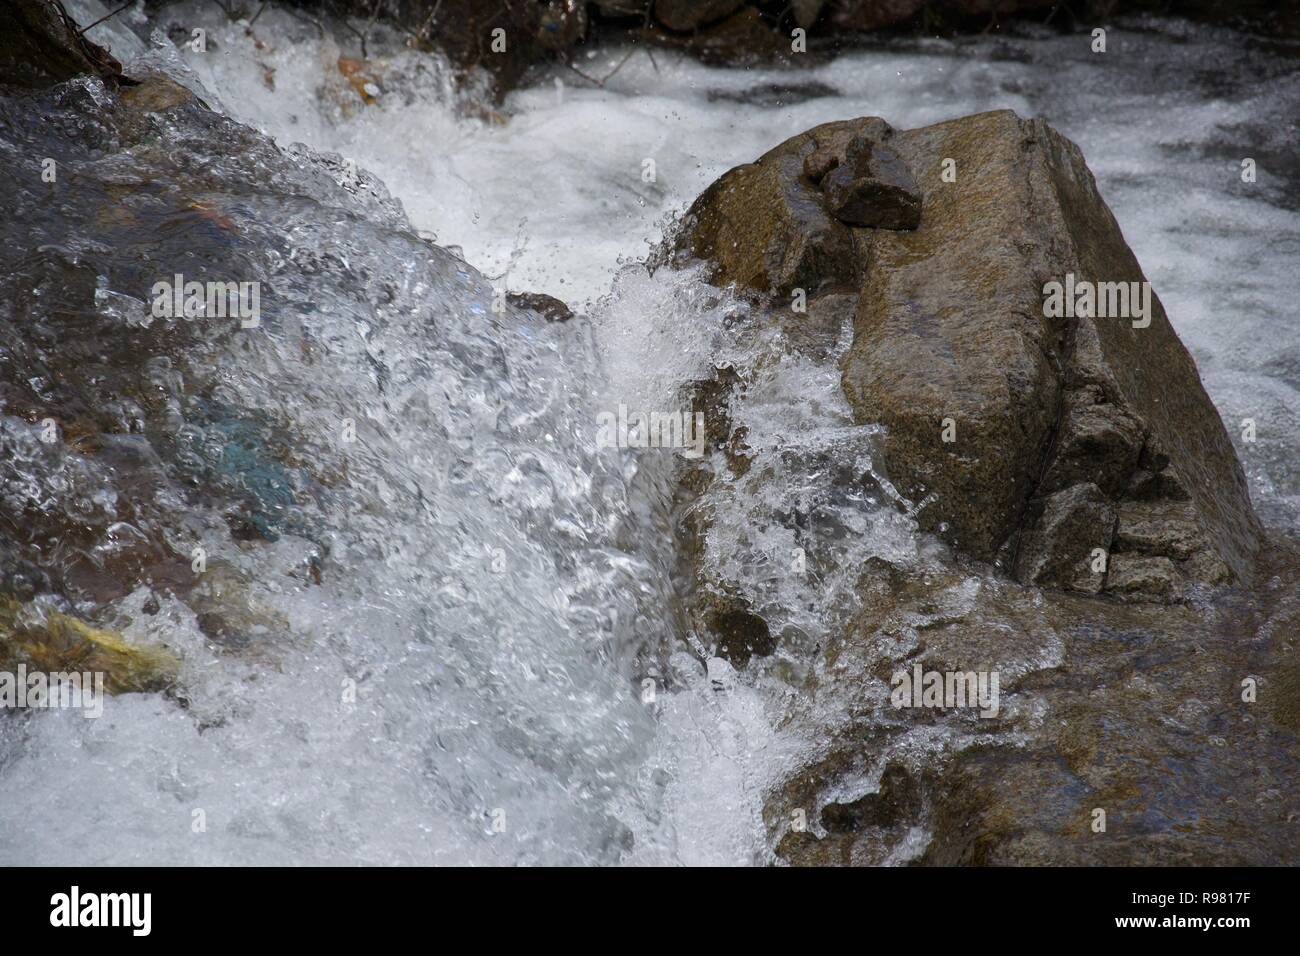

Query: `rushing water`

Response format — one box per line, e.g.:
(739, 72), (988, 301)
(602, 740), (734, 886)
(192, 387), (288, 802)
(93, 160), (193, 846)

(0, 2), (1296, 865)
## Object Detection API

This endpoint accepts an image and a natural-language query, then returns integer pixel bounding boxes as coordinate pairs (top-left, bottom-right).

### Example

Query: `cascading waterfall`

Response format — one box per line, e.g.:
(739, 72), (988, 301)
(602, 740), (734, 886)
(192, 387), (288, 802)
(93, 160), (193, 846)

(0, 0), (1296, 866)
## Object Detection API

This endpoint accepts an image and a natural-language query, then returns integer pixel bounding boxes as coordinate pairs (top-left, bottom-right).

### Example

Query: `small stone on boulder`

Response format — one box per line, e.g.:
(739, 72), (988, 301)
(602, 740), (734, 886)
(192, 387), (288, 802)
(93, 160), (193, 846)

(820, 135), (922, 229)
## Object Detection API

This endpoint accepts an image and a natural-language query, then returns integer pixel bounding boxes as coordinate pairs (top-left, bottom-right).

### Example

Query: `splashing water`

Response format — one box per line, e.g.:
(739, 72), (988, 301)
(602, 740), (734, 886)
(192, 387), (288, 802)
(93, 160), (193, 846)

(0, 1), (1296, 865)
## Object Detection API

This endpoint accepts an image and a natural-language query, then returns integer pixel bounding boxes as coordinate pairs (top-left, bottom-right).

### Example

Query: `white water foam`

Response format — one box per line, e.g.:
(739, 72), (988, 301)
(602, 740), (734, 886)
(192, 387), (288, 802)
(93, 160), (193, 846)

(1, 2), (1293, 866)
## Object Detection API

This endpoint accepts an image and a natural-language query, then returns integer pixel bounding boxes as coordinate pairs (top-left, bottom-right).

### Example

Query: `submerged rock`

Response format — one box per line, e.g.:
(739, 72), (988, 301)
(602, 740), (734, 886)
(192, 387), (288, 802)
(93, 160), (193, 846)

(0, 59), (387, 668)
(768, 542), (1300, 866)
(1, 596), (179, 694)
(186, 561), (290, 652)
(507, 291), (575, 323)
(700, 593), (776, 668)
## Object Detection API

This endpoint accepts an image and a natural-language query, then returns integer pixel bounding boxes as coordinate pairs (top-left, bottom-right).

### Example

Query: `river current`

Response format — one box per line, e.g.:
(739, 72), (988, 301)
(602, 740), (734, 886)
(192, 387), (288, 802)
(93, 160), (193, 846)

(0, 1), (1295, 865)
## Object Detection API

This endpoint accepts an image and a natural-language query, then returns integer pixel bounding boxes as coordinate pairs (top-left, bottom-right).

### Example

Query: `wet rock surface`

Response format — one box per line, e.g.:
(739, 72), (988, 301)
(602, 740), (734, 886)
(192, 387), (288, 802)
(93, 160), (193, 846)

(668, 118), (894, 296)
(771, 543), (1300, 865)
(2, 22), (675, 864)
(0, 65), (427, 684)
(818, 135), (922, 230)
(673, 108), (1297, 865)
(296, 2), (1300, 101)
(637, 6), (790, 66)
(676, 109), (1261, 602)
(506, 290), (575, 323)
(5, 1), (1297, 869)
(1012, 482), (1113, 593)
(843, 109), (1262, 596)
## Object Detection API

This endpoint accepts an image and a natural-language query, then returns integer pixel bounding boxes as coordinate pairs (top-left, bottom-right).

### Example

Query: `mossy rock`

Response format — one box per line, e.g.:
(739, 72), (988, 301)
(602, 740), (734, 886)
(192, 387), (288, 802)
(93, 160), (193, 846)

(0, 596), (179, 695)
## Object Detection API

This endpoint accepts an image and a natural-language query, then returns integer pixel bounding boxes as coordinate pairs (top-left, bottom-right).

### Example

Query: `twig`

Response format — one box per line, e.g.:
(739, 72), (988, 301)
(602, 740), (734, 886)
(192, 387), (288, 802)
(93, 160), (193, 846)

(77, 0), (136, 35)
(341, 19), (370, 58)
(562, 59), (603, 87)
(281, 5), (327, 40)
(562, 47), (643, 89)
(341, 0), (385, 58)
(416, 0), (445, 42)
(599, 47), (637, 85)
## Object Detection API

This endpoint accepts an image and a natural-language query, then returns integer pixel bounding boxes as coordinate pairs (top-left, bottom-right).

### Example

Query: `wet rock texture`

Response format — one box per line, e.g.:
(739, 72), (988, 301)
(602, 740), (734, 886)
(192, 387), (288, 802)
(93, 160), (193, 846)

(847, 110), (1259, 600)
(670, 118), (893, 296)
(0, 67), (376, 688)
(9, 1), (1296, 867)
(676, 110), (1261, 603)
(653, 0), (747, 32)
(670, 363), (771, 669)
(813, 133), (922, 230)
(506, 291), (575, 323)
(675, 110), (1298, 865)
(768, 544), (1300, 866)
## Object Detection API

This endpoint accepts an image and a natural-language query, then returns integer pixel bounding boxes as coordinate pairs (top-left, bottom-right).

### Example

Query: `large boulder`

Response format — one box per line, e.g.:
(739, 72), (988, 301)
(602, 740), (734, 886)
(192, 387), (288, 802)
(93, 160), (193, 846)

(672, 109), (1262, 601)
(668, 109), (1297, 867)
